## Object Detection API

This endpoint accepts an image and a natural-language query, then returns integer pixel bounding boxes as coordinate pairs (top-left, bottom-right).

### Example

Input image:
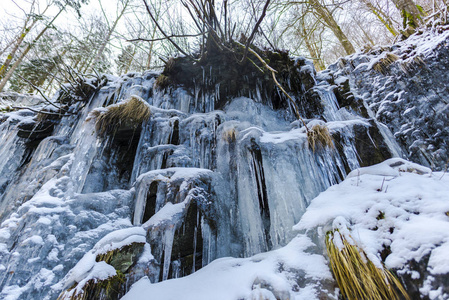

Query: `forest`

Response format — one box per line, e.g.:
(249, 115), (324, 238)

(0, 0), (442, 96)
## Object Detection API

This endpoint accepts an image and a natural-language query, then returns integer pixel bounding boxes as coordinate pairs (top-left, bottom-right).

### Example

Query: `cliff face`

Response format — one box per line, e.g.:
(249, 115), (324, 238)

(325, 26), (449, 171)
(0, 26), (448, 300)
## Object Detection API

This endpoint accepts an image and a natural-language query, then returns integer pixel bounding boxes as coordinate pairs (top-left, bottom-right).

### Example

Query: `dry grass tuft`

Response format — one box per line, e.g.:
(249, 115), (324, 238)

(372, 53), (399, 75)
(155, 74), (170, 89)
(93, 96), (151, 136)
(222, 128), (237, 143)
(326, 229), (409, 300)
(307, 124), (334, 151)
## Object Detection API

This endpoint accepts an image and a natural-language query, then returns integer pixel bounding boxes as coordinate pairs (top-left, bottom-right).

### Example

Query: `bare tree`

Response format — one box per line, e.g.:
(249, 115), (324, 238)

(88, 0), (133, 72)
(308, 0), (355, 55)
(391, 0), (425, 33)
(0, 7), (64, 92)
(0, 1), (51, 79)
(360, 0), (400, 37)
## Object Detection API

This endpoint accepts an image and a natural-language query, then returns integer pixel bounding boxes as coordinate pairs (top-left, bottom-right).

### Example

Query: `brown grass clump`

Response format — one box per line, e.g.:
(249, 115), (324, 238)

(326, 229), (409, 300)
(222, 128), (237, 143)
(155, 74), (170, 89)
(372, 53), (399, 75)
(93, 96), (151, 136)
(307, 124), (334, 151)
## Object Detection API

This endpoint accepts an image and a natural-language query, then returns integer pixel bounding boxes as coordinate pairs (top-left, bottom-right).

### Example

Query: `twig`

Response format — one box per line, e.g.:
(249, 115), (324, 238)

(12, 106), (70, 116)
(240, 0), (271, 63)
(142, 0), (192, 59)
(181, 0), (203, 32)
(249, 0), (275, 50)
(17, 75), (66, 112)
(127, 32), (206, 43)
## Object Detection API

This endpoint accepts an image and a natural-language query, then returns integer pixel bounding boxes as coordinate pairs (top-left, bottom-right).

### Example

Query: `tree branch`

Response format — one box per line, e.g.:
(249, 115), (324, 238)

(142, 0), (192, 59)
(240, 0), (271, 63)
(127, 32), (206, 43)
(236, 41), (308, 130)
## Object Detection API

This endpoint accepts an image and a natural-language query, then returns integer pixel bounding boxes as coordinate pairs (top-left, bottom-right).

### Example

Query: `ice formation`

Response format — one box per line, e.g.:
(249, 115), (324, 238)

(0, 26), (448, 300)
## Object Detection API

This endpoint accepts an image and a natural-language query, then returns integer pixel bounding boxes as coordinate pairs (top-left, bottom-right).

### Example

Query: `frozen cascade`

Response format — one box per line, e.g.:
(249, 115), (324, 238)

(67, 119), (99, 195)
(0, 59), (402, 299)
(0, 125), (26, 215)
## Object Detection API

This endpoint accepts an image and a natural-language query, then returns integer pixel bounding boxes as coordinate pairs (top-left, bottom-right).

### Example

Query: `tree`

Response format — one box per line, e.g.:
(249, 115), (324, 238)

(359, 0), (400, 37)
(0, 7), (64, 92)
(0, 0), (90, 92)
(88, 0), (132, 72)
(391, 0), (425, 34)
(116, 45), (135, 74)
(298, 16), (327, 70)
(0, 0), (49, 79)
(307, 0), (356, 55)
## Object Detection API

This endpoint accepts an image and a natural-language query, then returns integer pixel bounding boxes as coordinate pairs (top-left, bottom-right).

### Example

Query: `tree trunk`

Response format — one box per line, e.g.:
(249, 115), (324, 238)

(0, 3), (50, 79)
(297, 18), (326, 70)
(146, 26), (158, 69)
(391, 0), (424, 28)
(360, 0), (399, 36)
(0, 8), (63, 92)
(0, 20), (34, 78)
(124, 46), (137, 74)
(309, 0), (356, 55)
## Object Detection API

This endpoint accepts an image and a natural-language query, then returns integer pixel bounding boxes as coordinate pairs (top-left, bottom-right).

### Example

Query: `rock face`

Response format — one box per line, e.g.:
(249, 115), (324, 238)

(0, 28), (448, 300)
(324, 28), (449, 170)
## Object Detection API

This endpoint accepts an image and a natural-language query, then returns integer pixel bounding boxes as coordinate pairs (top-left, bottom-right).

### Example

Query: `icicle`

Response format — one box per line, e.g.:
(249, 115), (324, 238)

(192, 211), (199, 273)
(162, 226), (175, 281)
(201, 217), (216, 266)
(316, 86), (343, 122)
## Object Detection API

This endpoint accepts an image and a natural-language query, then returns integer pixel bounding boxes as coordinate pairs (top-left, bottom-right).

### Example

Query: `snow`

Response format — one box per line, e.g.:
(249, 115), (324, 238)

(92, 227), (146, 254)
(57, 226), (147, 291)
(22, 235), (44, 246)
(123, 235), (332, 300)
(295, 158), (449, 276)
(142, 201), (188, 228)
(135, 167), (213, 183)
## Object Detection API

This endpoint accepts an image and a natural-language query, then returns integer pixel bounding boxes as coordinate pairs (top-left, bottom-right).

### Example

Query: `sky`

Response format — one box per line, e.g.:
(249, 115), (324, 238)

(0, 0), (123, 35)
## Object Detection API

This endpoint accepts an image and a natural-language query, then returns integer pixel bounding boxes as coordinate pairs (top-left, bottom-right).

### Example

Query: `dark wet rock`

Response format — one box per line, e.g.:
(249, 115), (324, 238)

(397, 254), (449, 300)
(353, 120), (392, 167)
(96, 242), (145, 274)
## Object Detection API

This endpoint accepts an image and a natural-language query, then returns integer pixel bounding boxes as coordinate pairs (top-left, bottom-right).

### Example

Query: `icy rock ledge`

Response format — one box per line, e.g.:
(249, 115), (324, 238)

(54, 227), (148, 298)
